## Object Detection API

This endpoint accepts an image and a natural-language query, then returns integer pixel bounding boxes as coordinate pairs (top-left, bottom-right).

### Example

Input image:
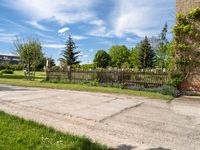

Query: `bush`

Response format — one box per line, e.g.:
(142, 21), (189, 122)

(168, 71), (184, 87)
(0, 65), (5, 70)
(154, 85), (181, 97)
(89, 79), (99, 86)
(12, 64), (23, 71)
(125, 84), (181, 97)
(0, 63), (23, 71)
(1, 69), (14, 74)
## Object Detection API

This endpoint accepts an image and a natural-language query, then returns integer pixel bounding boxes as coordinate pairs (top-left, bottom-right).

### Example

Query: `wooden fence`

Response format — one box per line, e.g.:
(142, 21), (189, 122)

(48, 69), (169, 88)
(47, 70), (168, 87)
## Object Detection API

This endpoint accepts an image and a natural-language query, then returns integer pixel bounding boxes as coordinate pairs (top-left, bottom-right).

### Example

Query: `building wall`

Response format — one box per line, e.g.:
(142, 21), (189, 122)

(176, 0), (200, 15)
(180, 69), (200, 92)
(176, 0), (200, 92)
(0, 55), (20, 64)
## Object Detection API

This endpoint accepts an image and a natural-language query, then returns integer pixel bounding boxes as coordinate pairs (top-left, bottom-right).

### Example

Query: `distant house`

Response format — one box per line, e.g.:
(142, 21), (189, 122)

(0, 54), (20, 64)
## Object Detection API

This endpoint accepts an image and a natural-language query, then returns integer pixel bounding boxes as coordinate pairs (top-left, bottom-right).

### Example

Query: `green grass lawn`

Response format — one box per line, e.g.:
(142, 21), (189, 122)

(0, 111), (110, 150)
(0, 71), (173, 100)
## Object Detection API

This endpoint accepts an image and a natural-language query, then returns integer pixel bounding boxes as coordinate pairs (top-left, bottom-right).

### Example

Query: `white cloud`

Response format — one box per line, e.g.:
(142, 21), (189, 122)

(28, 21), (51, 31)
(89, 49), (94, 52)
(72, 35), (88, 41)
(58, 27), (69, 33)
(88, 18), (112, 38)
(125, 37), (140, 43)
(89, 26), (112, 38)
(2, 0), (98, 25)
(111, 0), (175, 37)
(35, 32), (53, 40)
(0, 17), (26, 31)
(83, 54), (88, 58)
(0, 32), (18, 43)
(126, 37), (133, 43)
(42, 44), (65, 49)
(89, 19), (104, 26)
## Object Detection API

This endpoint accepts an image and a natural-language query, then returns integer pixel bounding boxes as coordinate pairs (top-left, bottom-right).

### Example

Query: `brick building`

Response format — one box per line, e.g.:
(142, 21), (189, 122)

(176, 0), (200, 92)
(176, 0), (200, 14)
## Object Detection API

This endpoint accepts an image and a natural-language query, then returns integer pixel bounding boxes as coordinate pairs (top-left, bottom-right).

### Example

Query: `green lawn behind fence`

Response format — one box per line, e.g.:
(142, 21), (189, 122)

(0, 71), (174, 100)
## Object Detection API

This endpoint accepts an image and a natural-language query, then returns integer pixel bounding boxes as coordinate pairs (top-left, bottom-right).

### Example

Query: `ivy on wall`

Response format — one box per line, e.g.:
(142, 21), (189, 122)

(170, 8), (200, 87)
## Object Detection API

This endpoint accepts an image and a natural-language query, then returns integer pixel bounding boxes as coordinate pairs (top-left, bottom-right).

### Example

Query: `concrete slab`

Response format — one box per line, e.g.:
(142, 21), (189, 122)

(0, 84), (200, 150)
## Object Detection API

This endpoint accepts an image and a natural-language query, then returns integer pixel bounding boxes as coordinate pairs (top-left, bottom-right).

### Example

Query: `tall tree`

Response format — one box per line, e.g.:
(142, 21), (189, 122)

(156, 23), (170, 69)
(14, 38), (43, 80)
(109, 45), (130, 68)
(129, 45), (140, 68)
(60, 35), (80, 81)
(138, 36), (156, 69)
(60, 35), (80, 68)
(159, 23), (168, 46)
(93, 50), (111, 68)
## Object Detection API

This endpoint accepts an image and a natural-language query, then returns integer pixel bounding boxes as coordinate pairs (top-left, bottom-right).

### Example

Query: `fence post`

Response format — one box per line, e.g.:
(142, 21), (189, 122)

(67, 65), (72, 82)
(45, 59), (50, 81)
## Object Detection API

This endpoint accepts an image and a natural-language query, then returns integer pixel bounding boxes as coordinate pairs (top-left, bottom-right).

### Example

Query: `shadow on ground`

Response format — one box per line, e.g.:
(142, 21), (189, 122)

(147, 147), (171, 150)
(115, 144), (171, 150)
(115, 144), (137, 150)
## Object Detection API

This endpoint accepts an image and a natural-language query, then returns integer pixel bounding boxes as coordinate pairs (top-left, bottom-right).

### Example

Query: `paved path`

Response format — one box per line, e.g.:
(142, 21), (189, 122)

(0, 84), (200, 150)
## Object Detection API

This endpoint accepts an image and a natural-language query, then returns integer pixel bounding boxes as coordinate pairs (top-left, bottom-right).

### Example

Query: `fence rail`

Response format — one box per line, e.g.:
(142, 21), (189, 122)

(48, 69), (169, 88)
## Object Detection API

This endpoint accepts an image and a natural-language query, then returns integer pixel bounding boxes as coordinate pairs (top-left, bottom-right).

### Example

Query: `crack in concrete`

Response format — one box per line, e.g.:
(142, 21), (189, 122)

(99, 102), (144, 123)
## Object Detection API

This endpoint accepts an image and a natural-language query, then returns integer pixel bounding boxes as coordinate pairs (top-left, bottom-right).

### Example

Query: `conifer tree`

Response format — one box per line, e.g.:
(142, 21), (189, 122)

(138, 36), (156, 69)
(60, 35), (80, 81)
(60, 35), (80, 67)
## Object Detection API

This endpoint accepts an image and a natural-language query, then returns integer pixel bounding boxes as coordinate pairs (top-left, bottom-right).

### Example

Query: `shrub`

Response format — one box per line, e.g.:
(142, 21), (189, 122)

(125, 84), (181, 97)
(154, 85), (181, 97)
(111, 83), (125, 89)
(89, 79), (99, 86)
(1, 69), (14, 74)
(13, 64), (23, 71)
(0, 65), (5, 71)
(168, 71), (184, 87)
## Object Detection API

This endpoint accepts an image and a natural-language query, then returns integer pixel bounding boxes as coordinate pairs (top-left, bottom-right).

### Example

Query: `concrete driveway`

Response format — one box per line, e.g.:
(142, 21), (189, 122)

(0, 84), (200, 150)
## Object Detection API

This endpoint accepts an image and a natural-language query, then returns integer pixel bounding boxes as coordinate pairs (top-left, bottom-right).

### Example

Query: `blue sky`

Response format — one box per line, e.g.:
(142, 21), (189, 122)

(0, 0), (175, 64)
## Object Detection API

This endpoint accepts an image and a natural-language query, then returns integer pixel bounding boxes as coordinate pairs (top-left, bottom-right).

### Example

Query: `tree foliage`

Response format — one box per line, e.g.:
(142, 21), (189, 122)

(36, 57), (56, 71)
(129, 46), (140, 68)
(60, 35), (80, 68)
(14, 38), (43, 80)
(171, 8), (200, 86)
(109, 45), (130, 68)
(156, 23), (171, 69)
(47, 57), (56, 68)
(138, 36), (156, 69)
(79, 64), (96, 70)
(93, 50), (111, 68)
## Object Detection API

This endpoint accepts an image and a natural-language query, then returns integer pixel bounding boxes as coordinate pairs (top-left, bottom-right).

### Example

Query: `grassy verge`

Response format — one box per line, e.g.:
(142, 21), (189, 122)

(0, 77), (173, 100)
(0, 71), (174, 100)
(0, 111), (109, 150)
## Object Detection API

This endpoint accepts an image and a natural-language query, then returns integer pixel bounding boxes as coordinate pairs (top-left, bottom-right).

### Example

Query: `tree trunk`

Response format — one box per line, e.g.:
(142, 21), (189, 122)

(33, 66), (35, 81)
